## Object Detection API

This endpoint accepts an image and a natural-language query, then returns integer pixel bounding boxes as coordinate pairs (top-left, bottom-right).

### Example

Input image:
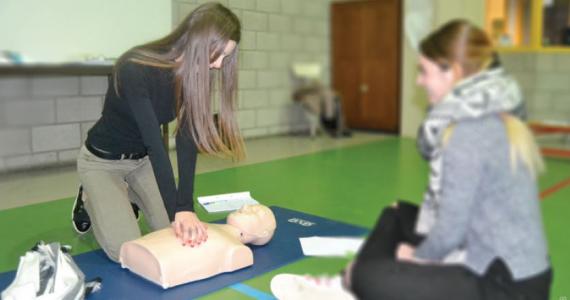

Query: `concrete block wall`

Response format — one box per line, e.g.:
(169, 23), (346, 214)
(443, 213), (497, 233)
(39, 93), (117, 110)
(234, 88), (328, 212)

(500, 53), (570, 122)
(0, 0), (332, 172)
(172, 0), (332, 138)
(0, 76), (106, 172)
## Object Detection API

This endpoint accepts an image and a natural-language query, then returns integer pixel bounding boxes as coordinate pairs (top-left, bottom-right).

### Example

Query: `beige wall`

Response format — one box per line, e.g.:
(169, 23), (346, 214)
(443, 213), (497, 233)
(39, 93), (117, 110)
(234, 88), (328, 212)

(0, 0), (171, 63)
(433, 0), (484, 27)
(502, 53), (570, 122)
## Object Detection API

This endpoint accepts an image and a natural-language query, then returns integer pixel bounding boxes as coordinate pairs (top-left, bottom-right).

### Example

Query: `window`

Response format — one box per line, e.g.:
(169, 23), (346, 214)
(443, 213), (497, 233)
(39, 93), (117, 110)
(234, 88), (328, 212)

(542, 0), (570, 46)
(485, 0), (570, 51)
(486, 0), (532, 47)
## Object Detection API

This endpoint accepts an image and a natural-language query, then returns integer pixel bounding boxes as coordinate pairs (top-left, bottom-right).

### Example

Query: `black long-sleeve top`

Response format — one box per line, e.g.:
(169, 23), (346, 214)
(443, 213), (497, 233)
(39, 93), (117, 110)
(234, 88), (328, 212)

(86, 61), (197, 221)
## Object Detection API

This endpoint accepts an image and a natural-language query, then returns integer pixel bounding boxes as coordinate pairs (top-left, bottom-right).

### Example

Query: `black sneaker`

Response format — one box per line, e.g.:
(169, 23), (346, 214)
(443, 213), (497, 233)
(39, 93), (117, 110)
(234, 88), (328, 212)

(72, 185), (91, 234)
(131, 202), (141, 221)
(71, 185), (141, 234)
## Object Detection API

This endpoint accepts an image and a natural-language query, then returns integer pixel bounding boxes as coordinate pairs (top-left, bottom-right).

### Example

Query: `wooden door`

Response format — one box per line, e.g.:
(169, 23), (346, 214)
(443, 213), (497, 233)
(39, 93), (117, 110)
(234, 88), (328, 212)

(332, 0), (401, 133)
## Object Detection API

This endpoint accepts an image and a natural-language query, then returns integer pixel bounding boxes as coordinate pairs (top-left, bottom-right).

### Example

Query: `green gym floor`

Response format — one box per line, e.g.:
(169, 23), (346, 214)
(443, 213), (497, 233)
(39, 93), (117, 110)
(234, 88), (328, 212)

(0, 135), (568, 299)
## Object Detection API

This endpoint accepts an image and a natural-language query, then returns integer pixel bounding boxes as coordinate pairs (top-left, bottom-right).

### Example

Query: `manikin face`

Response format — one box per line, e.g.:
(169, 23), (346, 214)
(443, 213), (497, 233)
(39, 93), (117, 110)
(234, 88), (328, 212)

(209, 40), (237, 69)
(227, 204), (276, 245)
(416, 55), (462, 105)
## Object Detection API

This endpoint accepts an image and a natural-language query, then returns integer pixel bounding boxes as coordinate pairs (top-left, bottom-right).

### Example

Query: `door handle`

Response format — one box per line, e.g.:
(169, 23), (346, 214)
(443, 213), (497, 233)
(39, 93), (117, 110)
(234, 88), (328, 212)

(360, 84), (369, 93)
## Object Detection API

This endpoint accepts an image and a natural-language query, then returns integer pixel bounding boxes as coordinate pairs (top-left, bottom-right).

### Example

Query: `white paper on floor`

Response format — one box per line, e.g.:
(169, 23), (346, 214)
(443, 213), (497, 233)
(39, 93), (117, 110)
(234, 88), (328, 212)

(197, 191), (259, 213)
(299, 236), (365, 257)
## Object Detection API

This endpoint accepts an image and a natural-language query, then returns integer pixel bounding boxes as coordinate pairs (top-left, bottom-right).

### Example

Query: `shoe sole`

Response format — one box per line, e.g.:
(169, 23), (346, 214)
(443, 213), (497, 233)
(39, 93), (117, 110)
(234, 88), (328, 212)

(270, 274), (355, 300)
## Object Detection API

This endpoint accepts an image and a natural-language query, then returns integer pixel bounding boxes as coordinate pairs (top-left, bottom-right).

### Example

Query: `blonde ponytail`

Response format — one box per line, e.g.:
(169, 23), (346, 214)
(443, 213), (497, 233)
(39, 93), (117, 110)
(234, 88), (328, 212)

(442, 115), (544, 177)
(501, 114), (544, 178)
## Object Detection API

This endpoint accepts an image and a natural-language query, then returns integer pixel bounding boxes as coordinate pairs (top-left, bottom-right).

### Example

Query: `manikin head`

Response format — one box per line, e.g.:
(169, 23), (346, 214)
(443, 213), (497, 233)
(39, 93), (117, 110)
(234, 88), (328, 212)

(227, 204), (276, 246)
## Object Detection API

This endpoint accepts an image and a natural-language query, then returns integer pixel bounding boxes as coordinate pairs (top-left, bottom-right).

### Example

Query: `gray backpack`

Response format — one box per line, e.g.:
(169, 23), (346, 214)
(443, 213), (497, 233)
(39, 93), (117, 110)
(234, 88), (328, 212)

(1, 242), (101, 300)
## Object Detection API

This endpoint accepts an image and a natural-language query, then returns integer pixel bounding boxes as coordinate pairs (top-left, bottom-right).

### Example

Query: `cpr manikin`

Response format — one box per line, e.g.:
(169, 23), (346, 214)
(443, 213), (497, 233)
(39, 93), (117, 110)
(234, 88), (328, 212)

(119, 204), (276, 289)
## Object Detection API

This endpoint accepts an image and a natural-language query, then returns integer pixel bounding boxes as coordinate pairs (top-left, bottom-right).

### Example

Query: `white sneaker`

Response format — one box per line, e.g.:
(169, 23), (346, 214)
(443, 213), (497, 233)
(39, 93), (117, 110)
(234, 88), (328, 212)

(270, 274), (356, 300)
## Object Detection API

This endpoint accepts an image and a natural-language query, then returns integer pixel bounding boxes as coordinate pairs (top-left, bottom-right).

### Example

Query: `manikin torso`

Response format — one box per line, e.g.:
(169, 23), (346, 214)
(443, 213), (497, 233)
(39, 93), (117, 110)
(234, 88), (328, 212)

(120, 225), (251, 288)
(119, 204), (276, 289)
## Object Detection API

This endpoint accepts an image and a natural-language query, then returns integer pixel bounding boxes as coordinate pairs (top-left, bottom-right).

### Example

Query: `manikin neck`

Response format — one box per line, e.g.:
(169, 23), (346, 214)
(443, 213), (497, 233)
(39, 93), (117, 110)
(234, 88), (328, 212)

(223, 223), (260, 244)
(223, 223), (246, 243)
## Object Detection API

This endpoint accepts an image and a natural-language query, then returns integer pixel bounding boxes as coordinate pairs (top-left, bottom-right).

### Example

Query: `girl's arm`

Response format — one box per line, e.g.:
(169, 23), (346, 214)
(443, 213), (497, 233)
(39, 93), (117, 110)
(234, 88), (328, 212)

(413, 123), (484, 261)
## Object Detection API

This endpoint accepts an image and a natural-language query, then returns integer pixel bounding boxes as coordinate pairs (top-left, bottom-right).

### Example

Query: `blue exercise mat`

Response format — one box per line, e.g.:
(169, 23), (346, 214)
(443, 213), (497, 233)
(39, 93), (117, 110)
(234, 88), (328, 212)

(0, 206), (367, 299)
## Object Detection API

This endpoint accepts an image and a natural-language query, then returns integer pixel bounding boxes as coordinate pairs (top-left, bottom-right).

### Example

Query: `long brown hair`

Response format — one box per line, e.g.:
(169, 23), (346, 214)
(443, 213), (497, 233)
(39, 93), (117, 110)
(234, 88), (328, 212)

(420, 19), (495, 77)
(114, 2), (245, 160)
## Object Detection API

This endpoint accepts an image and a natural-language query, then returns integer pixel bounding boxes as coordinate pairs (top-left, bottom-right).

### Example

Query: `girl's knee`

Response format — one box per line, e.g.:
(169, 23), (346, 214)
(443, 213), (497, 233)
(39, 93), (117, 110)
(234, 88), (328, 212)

(101, 244), (121, 263)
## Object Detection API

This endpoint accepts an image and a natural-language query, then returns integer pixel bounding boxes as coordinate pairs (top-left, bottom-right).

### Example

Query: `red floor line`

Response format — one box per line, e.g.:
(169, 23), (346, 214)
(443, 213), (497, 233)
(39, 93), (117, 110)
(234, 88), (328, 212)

(540, 177), (570, 200)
